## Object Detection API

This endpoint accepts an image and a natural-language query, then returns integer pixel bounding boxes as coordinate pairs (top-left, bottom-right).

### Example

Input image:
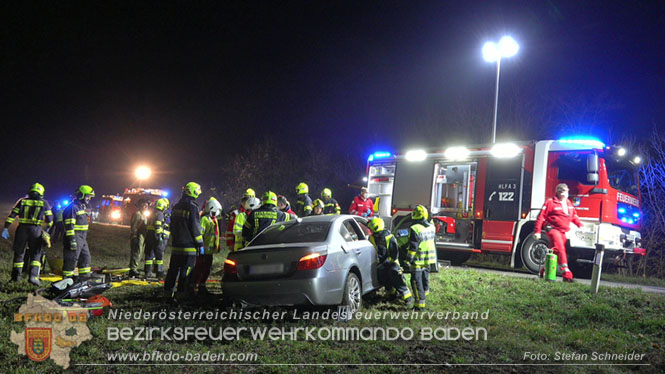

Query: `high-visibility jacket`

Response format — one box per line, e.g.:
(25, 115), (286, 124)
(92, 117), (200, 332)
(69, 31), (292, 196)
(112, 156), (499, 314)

(369, 230), (399, 265)
(201, 214), (220, 255)
(407, 220), (436, 269)
(146, 208), (166, 242)
(322, 198), (341, 215)
(242, 205), (290, 242)
(63, 200), (89, 241)
(535, 196), (582, 234)
(170, 195), (204, 253)
(4, 197), (53, 229)
(295, 194), (312, 217)
(232, 210), (252, 251)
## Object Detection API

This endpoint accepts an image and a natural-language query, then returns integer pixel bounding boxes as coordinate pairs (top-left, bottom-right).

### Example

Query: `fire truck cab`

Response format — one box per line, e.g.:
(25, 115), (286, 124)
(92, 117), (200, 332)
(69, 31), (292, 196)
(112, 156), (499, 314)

(366, 138), (645, 275)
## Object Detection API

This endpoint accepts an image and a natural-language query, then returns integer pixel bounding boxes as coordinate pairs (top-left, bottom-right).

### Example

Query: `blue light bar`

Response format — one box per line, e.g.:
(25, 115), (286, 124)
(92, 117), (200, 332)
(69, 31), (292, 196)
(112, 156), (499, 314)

(558, 137), (605, 149)
(368, 151), (392, 162)
(632, 213), (640, 218)
(618, 208), (626, 213)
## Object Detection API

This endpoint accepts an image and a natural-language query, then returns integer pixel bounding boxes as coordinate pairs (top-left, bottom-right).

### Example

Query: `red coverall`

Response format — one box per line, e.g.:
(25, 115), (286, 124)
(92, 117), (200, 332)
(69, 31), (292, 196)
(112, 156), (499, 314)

(534, 196), (583, 279)
(349, 195), (374, 217)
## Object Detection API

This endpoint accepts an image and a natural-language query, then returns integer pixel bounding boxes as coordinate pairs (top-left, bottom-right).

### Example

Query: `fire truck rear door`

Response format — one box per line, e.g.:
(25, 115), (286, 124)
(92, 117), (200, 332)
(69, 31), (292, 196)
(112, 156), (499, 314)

(392, 160), (435, 210)
(481, 156), (523, 252)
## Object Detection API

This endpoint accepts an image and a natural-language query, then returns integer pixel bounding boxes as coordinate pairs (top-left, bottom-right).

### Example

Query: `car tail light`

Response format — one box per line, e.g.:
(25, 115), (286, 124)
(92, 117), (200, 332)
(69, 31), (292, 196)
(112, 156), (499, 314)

(297, 253), (327, 271)
(224, 259), (237, 274)
(633, 248), (646, 256)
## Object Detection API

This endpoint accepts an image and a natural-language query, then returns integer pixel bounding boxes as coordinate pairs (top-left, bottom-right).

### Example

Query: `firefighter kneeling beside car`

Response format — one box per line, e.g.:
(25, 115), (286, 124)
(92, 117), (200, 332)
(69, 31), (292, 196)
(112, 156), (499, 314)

(368, 217), (414, 308)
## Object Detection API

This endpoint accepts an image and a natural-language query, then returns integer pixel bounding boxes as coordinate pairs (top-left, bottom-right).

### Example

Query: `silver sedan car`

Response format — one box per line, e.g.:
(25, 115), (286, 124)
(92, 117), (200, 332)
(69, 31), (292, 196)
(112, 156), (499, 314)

(222, 215), (380, 313)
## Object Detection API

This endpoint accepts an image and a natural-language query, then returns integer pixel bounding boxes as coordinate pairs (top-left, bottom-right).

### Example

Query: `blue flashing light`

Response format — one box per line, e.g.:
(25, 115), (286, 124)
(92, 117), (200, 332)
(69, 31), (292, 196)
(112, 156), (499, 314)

(621, 217), (628, 223)
(62, 200), (69, 205)
(368, 151), (392, 162)
(162, 191), (169, 197)
(558, 137), (605, 149)
(618, 208), (626, 214)
(633, 212), (640, 218)
(628, 219), (635, 224)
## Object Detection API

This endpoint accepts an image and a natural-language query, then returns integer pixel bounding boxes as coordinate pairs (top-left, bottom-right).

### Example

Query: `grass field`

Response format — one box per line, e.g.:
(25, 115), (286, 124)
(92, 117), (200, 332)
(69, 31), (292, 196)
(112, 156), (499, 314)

(1, 223), (664, 373)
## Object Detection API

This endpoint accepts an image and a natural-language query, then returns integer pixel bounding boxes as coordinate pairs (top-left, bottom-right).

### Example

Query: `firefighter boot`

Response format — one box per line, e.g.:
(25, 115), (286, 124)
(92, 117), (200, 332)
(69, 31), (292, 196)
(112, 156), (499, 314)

(155, 264), (165, 279)
(28, 266), (41, 287)
(11, 267), (22, 282)
(405, 296), (415, 309)
(144, 264), (155, 279)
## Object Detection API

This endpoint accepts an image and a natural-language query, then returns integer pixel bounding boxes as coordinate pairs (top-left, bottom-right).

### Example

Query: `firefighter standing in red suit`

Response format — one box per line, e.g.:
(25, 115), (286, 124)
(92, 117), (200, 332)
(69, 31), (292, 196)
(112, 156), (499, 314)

(349, 187), (374, 217)
(534, 183), (583, 282)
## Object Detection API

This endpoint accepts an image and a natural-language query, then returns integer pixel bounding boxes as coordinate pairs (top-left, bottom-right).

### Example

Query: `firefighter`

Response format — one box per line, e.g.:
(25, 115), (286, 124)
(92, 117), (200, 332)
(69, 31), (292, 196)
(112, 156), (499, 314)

(277, 195), (297, 217)
(224, 188), (255, 251)
(242, 191), (290, 242)
(349, 187), (374, 217)
(534, 183), (583, 282)
(2, 183), (54, 285)
(128, 199), (149, 277)
(311, 199), (325, 215)
(232, 196), (260, 251)
(406, 205), (436, 310)
(368, 217), (414, 308)
(62, 185), (95, 281)
(164, 182), (204, 302)
(144, 198), (170, 278)
(192, 197), (222, 294)
(50, 202), (65, 244)
(321, 188), (341, 215)
(295, 182), (312, 217)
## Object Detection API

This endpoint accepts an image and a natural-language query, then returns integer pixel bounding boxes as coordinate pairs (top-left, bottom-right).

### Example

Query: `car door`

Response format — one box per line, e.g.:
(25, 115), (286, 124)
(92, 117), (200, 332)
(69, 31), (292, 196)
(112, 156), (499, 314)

(345, 219), (379, 293)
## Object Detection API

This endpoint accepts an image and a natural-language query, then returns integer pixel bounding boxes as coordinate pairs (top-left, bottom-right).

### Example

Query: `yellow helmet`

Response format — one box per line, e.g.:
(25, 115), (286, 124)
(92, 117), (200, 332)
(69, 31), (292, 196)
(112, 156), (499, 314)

(296, 182), (309, 195)
(262, 191), (278, 206)
(244, 188), (256, 198)
(75, 185), (95, 200)
(368, 217), (385, 233)
(155, 198), (170, 211)
(312, 199), (324, 210)
(29, 183), (45, 197)
(412, 205), (428, 220)
(183, 182), (202, 198)
(321, 188), (332, 198)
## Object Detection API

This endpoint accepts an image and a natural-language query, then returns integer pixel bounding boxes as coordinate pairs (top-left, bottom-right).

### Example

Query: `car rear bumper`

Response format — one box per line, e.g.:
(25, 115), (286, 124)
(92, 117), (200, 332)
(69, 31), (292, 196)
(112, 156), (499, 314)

(222, 270), (346, 306)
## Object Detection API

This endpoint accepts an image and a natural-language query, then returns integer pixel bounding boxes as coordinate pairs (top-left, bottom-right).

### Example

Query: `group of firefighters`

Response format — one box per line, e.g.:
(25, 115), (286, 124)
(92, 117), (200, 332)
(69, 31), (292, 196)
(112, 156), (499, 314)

(3, 180), (580, 307)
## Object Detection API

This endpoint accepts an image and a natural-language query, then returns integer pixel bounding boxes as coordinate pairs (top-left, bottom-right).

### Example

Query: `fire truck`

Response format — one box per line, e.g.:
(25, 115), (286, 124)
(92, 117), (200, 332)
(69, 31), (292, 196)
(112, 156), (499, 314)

(99, 195), (124, 223)
(366, 138), (646, 276)
(120, 187), (168, 224)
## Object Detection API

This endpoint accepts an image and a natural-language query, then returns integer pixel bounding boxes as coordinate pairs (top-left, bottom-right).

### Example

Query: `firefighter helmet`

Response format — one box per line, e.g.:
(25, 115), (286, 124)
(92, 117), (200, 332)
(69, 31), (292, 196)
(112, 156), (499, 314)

(368, 217), (385, 233)
(411, 205), (428, 220)
(296, 182), (309, 195)
(244, 188), (256, 198)
(312, 199), (325, 210)
(321, 188), (332, 198)
(245, 197), (261, 210)
(203, 197), (223, 217)
(155, 198), (170, 211)
(262, 191), (278, 206)
(75, 185), (95, 200)
(29, 183), (45, 197)
(183, 182), (202, 198)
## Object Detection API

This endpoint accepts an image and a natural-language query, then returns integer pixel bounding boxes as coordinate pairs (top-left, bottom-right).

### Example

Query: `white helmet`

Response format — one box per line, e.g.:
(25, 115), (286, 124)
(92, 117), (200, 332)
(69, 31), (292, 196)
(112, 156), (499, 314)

(203, 197), (223, 217)
(244, 197), (261, 210)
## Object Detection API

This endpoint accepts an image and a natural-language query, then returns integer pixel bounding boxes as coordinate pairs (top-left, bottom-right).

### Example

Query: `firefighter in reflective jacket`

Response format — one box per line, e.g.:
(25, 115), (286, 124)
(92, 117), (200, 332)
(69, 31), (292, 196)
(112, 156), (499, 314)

(295, 182), (312, 217)
(406, 205), (436, 310)
(534, 183), (583, 282)
(145, 198), (170, 278)
(164, 182), (204, 301)
(224, 188), (255, 251)
(233, 196), (260, 251)
(62, 185), (95, 280)
(192, 197), (222, 294)
(243, 191), (290, 242)
(321, 188), (341, 215)
(368, 217), (414, 308)
(2, 183), (54, 285)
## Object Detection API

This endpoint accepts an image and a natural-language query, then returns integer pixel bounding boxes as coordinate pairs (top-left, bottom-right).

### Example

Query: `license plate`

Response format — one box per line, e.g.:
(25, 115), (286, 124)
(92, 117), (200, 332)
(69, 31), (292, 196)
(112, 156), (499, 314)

(249, 264), (284, 275)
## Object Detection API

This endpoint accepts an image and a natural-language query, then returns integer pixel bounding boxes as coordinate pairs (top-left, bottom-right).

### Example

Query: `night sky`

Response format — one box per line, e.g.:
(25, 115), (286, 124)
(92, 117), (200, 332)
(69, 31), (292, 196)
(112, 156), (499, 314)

(1, 1), (664, 202)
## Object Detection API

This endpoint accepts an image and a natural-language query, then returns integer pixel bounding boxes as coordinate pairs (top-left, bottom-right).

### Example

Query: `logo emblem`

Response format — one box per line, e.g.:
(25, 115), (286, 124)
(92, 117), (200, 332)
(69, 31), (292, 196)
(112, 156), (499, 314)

(25, 328), (52, 362)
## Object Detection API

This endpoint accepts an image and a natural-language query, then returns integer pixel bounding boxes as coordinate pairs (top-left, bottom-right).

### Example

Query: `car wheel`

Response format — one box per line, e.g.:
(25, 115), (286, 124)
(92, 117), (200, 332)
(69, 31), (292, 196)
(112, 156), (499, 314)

(521, 234), (550, 274)
(341, 272), (362, 314)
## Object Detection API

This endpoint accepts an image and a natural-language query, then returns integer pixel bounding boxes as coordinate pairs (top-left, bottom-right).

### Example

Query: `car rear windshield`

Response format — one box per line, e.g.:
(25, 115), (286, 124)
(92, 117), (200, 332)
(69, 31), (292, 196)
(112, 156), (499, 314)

(250, 222), (332, 245)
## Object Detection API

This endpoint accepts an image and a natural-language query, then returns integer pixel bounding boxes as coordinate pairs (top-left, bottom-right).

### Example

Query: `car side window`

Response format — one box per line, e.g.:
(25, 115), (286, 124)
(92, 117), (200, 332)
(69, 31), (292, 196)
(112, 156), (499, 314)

(340, 220), (359, 241)
(352, 217), (372, 238)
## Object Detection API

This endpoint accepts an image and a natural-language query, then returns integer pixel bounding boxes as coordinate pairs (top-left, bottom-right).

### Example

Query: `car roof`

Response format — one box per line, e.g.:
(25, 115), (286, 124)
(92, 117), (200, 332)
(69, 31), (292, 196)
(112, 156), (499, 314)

(292, 214), (364, 224)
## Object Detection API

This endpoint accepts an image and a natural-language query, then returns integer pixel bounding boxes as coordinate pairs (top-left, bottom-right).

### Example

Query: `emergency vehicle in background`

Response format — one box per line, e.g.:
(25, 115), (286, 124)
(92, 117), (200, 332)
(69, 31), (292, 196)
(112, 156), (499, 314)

(366, 138), (646, 276)
(99, 188), (168, 225)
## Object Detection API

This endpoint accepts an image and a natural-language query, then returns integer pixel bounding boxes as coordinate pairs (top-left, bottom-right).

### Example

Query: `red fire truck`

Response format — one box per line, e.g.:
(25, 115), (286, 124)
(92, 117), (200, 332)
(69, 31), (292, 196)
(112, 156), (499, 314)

(120, 187), (168, 224)
(366, 138), (646, 276)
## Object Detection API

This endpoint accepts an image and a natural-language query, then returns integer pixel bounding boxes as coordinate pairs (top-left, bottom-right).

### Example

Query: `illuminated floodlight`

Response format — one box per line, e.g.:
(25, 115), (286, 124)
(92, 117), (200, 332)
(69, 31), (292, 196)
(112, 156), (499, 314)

(444, 146), (470, 161)
(617, 148), (627, 157)
(405, 150), (427, 162)
(135, 166), (152, 180)
(632, 156), (641, 164)
(490, 143), (522, 158)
